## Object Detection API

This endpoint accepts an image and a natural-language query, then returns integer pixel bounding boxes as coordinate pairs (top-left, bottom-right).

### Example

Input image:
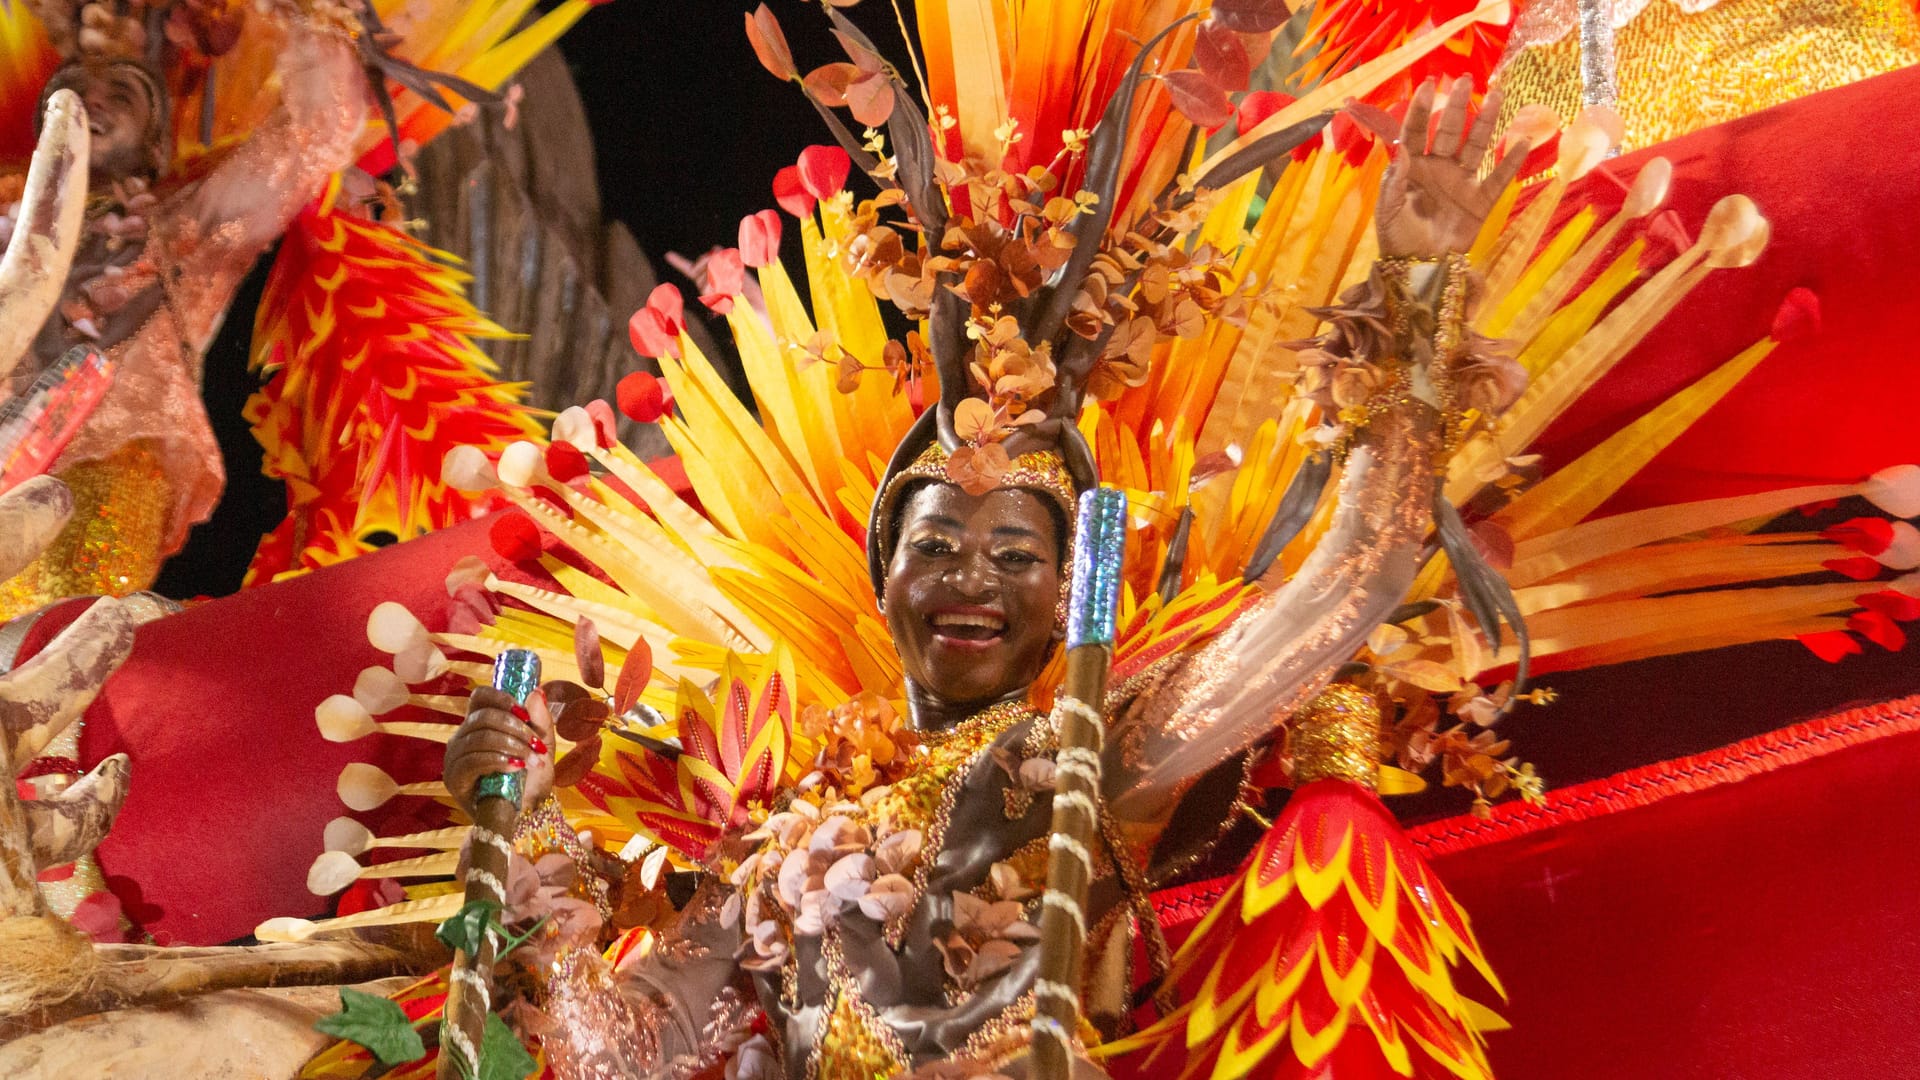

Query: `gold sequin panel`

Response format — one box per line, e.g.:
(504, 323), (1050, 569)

(1498, 0), (1920, 150)
(0, 440), (171, 621)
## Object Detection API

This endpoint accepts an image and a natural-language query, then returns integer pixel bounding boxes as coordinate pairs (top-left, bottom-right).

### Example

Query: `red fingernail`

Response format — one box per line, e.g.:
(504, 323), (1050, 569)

(509, 705), (530, 722)
(530, 737), (548, 755)
(507, 757), (526, 770)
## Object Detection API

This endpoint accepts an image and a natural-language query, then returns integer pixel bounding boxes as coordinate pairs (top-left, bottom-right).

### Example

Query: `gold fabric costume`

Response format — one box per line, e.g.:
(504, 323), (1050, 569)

(1497, 0), (1920, 149)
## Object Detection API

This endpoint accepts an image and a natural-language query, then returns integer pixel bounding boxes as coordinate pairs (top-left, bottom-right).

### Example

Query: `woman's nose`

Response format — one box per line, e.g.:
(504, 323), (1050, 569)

(942, 550), (997, 596)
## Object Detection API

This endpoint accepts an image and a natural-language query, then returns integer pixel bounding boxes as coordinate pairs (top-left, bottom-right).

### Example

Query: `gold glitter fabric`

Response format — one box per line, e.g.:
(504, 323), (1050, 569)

(1497, 0), (1920, 150)
(1289, 684), (1385, 789)
(0, 440), (170, 622)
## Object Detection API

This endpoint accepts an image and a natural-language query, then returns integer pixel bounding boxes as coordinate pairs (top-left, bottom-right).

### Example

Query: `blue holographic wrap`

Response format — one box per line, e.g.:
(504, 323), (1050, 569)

(1066, 487), (1127, 650)
(475, 649), (542, 805)
(473, 771), (524, 806)
(491, 648), (542, 705)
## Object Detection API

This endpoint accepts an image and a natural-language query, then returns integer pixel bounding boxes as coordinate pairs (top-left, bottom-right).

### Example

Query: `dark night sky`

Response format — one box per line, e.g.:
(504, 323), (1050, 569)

(164, 1), (912, 596)
(556, 1), (915, 264)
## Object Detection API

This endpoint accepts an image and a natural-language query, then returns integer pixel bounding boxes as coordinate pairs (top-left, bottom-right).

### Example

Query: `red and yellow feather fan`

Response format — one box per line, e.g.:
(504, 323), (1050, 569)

(243, 173), (541, 584)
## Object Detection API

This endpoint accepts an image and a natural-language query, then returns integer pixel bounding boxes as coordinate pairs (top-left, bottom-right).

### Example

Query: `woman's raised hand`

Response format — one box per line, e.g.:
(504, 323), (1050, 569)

(1376, 80), (1531, 259)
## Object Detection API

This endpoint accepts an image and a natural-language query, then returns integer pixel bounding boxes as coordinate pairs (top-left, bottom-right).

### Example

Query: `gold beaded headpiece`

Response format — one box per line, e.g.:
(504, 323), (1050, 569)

(868, 441), (1079, 602)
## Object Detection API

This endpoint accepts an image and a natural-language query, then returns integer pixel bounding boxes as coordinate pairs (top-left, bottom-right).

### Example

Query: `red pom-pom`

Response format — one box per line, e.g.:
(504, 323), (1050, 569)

(628, 306), (677, 359)
(1822, 517), (1894, 556)
(584, 399), (620, 447)
(1822, 556), (1884, 581)
(617, 371), (674, 423)
(69, 891), (129, 943)
(646, 283), (684, 332)
(1849, 610), (1907, 651)
(1798, 630), (1862, 663)
(1236, 90), (1294, 135)
(1859, 589), (1920, 622)
(774, 165), (816, 218)
(699, 248), (746, 314)
(1770, 287), (1822, 344)
(490, 511), (543, 562)
(335, 877), (405, 918)
(740, 209), (784, 268)
(797, 144), (851, 201)
(545, 441), (589, 484)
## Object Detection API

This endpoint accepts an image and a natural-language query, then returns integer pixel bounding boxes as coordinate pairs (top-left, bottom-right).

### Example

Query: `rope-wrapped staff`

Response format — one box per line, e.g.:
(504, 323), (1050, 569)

(437, 648), (540, 1079)
(1031, 487), (1128, 1079)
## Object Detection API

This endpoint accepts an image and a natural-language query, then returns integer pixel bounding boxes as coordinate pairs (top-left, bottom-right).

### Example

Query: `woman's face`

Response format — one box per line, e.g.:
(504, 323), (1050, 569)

(884, 483), (1063, 713)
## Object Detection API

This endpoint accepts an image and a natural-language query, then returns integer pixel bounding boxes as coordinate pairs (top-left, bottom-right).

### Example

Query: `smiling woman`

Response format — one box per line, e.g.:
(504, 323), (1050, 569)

(881, 469), (1070, 732)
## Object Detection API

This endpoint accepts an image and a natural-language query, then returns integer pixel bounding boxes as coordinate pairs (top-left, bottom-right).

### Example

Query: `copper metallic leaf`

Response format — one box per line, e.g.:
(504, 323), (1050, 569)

(745, 4), (797, 81)
(553, 734), (603, 789)
(612, 637), (652, 715)
(1193, 21), (1253, 93)
(1163, 70), (1234, 131)
(845, 72), (897, 128)
(573, 617), (605, 690)
(1211, 0), (1292, 32)
(555, 698), (611, 742)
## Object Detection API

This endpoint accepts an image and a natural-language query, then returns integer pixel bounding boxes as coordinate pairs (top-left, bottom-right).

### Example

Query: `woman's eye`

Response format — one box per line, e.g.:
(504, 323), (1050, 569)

(911, 539), (953, 556)
(995, 550), (1039, 566)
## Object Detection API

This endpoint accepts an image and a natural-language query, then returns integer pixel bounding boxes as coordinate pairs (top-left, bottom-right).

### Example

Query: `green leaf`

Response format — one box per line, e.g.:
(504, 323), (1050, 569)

(313, 986), (427, 1066)
(436, 899), (502, 955)
(479, 1012), (539, 1080)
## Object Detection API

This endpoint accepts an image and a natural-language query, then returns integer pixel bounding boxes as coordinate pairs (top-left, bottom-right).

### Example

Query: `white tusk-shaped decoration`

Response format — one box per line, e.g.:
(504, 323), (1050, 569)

(316, 693), (456, 742)
(308, 850), (364, 896)
(325, 817), (470, 856)
(1699, 194), (1768, 267)
(1864, 464), (1920, 518)
(496, 440), (544, 488)
(1621, 157), (1672, 218)
(1878, 522), (1920, 570)
(309, 848), (462, 894)
(254, 917), (319, 943)
(0, 90), (89, 381)
(393, 640), (450, 683)
(1556, 122), (1611, 180)
(337, 763), (448, 811)
(367, 602), (431, 655)
(442, 445), (498, 493)
(551, 406), (599, 453)
(354, 667), (410, 714)
(255, 893), (469, 943)
(316, 695), (378, 741)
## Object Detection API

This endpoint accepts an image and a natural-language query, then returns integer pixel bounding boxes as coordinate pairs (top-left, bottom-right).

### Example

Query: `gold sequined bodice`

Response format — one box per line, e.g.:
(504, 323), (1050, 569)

(1497, 0), (1920, 149)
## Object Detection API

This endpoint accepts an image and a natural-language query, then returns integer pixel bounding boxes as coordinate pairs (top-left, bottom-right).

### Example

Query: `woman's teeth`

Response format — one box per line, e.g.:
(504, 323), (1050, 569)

(930, 612), (1006, 640)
